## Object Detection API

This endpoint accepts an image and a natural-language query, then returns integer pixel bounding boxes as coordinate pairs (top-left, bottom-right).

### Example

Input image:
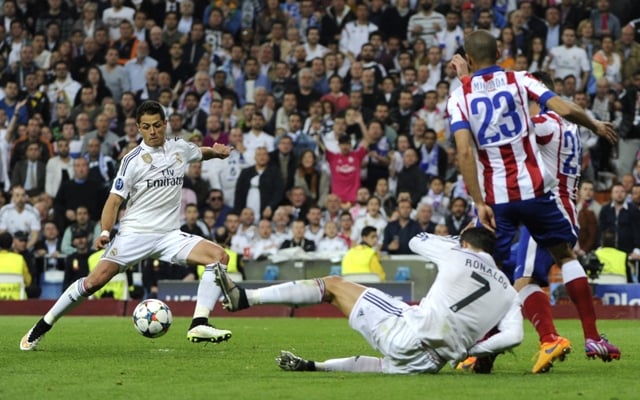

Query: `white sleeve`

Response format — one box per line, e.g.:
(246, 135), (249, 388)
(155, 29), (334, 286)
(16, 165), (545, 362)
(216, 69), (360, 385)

(408, 232), (461, 265)
(467, 297), (524, 357)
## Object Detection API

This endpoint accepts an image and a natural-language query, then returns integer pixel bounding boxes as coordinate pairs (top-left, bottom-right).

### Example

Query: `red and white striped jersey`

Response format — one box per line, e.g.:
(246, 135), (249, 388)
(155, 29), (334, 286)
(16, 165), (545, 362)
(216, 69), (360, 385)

(447, 66), (557, 205)
(532, 110), (581, 225)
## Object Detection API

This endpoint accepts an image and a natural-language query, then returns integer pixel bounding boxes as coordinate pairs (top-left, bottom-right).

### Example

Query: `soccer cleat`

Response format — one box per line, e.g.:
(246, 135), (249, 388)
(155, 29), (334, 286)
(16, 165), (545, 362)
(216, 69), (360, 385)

(19, 319), (51, 351)
(186, 324), (232, 343)
(532, 336), (572, 373)
(20, 328), (44, 351)
(213, 264), (249, 312)
(585, 336), (621, 362)
(276, 350), (314, 371)
(473, 354), (497, 374)
(456, 356), (477, 371)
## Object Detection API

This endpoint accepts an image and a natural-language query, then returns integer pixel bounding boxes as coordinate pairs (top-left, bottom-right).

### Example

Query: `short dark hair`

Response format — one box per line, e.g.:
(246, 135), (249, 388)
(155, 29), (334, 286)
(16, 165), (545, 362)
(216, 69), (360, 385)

(601, 229), (616, 247)
(531, 71), (554, 91)
(460, 227), (496, 255)
(0, 232), (12, 250)
(136, 100), (165, 123)
(361, 226), (378, 238)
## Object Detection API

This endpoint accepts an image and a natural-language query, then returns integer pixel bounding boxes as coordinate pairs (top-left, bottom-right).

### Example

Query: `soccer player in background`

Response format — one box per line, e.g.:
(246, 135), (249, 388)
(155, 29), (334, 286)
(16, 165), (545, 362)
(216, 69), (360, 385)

(20, 101), (235, 351)
(214, 228), (523, 374)
(447, 30), (620, 367)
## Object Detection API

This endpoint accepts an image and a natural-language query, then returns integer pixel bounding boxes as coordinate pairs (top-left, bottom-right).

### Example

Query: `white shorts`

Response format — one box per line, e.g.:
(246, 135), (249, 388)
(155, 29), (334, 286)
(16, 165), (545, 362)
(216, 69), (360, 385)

(348, 288), (446, 374)
(102, 230), (203, 273)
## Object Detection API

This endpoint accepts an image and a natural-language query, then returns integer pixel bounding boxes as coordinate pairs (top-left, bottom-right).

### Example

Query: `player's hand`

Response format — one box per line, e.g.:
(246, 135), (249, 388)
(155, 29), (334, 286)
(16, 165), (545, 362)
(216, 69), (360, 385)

(211, 143), (233, 159)
(94, 235), (111, 250)
(476, 204), (496, 232)
(449, 54), (470, 79)
(594, 121), (617, 144)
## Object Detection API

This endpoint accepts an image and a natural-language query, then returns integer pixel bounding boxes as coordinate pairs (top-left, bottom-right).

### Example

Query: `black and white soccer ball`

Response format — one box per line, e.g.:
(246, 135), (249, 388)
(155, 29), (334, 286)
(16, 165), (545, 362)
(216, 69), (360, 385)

(132, 299), (173, 338)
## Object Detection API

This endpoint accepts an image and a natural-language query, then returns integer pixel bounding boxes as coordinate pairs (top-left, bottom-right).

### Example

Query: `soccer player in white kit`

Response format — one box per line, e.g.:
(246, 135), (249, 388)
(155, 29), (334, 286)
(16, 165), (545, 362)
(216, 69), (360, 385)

(20, 101), (234, 350)
(214, 227), (523, 374)
(447, 31), (620, 368)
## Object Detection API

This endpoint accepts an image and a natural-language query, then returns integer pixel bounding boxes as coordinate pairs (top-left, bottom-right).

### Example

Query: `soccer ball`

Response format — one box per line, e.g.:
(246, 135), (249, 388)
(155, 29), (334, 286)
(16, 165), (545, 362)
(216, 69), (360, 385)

(132, 299), (173, 338)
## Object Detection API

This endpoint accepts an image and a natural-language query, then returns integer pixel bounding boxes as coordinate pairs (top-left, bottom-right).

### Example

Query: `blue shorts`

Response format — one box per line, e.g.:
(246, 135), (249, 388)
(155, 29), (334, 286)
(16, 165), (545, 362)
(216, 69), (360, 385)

(492, 192), (577, 266)
(513, 226), (555, 286)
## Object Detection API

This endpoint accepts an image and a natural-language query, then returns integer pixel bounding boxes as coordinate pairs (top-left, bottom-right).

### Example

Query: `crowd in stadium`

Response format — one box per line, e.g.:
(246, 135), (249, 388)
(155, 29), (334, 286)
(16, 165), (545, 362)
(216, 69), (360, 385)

(0, 0), (640, 299)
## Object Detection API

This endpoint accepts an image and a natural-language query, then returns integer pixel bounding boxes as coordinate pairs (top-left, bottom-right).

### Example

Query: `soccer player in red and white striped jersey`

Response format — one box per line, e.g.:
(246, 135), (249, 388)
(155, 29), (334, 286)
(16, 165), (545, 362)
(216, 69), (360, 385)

(447, 30), (620, 368)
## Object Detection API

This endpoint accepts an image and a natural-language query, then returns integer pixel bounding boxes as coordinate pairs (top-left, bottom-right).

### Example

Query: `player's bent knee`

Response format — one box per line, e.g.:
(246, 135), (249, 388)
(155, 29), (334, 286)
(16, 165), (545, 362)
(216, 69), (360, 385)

(85, 262), (120, 293)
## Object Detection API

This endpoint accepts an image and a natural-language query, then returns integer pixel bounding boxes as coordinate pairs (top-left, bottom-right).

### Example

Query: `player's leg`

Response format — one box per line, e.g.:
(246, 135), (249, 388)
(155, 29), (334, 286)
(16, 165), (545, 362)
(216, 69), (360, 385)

(20, 259), (120, 351)
(276, 350), (383, 373)
(514, 228), (571, 373)
(173, 234), (232, 343)
(525, 194), (620, 361)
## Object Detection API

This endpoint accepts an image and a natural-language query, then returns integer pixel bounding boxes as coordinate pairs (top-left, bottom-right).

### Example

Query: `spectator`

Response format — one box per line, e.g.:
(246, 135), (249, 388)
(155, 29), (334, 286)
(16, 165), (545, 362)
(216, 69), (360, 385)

(599, 183), (640, 254)
(320, 0), (355, 47)
(47, 61), (82, 110)
(0, 185), (40, 249)
(11, 142), (45, 198)
(544, 6), (562, 50)
(396, 147), (428, 207)
(44, 138), (73, 199)
(99, 48), (130, 102)
(575, 185), (599, 257)
(373, 177), (396, 219)
(339, 3), (378, 60)
(234, 147), (284, 221)
(615, 24), (640, 86)
(234, 57), (271, 107)
(33, 220), (64, 270)
(250, 219), (281, 260)
(271, 207), (292, 245)
(103, 0), (135, 41)
(615, 70), (640, 175)
(202, 189), (231, 230)
(342, 225), (385, 281)
(322, 134), (368, 206)
(208, 127), (250, 208)
(590, 0), (621, 40)
(0, 231), (31, 300)
(416, 202), (436, 233)
(549, 26), (591, 92)
(280, 219), (316, 251)
(419, 176), (449, 225)
(304, 205), (324, 244)
(0, 81), (27, 125)
(382, 198), (421, 255)
(595, 230), (630, 281)
(244, 113), (275, 163)
(60, 205), (100, 256)
(592, 34), (622, 88)
(294, 149), (329, 208)
(181, 91), (208, 133)
(445, 197), (472, 236)
(180, 203), (207, 238)
(316, 220), (348, 253)
(407, 0), (446, 47)
(62, 229), (92, 291)
(73, 2), (106, 39)
(81, 113), (119, 156)
(351, 196), (387, 247)
(53, 157), (107, 229)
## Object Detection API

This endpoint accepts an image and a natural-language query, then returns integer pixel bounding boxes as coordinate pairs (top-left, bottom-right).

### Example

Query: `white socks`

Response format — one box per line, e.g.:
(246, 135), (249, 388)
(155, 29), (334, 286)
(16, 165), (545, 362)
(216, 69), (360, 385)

(247, 279), (325, 306)
(316, 356), (383, 372)
(44, 278), (89, 325)
(561, 259), (587, 284)
(193, 263), (225, 319)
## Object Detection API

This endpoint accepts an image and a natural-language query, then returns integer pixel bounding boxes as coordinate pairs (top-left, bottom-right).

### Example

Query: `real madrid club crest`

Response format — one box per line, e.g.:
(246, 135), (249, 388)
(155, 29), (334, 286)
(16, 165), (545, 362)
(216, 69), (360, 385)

(175, 154), (182, 164)
(110, 247), (118, 257)
(142, 153), (152, 164)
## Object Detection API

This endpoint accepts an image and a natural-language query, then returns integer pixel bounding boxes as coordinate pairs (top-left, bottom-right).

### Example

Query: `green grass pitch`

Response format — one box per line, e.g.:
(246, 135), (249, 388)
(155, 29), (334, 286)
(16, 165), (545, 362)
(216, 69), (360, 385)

(2, 316), (637, 400)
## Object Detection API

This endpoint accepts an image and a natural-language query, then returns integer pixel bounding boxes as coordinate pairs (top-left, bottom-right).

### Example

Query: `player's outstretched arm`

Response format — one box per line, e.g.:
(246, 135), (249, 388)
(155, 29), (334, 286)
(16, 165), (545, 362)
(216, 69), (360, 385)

(545, 96), (617, 144)
(467, 298), (524, 357)
(201, 143), (234, 160)
(95, 193), (123, 249)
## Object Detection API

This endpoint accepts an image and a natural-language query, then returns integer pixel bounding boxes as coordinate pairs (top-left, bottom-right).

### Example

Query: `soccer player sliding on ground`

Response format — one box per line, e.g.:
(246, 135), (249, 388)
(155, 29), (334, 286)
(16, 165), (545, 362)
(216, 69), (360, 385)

(21, 101), (235, 350)
(216, 228), (523, 374)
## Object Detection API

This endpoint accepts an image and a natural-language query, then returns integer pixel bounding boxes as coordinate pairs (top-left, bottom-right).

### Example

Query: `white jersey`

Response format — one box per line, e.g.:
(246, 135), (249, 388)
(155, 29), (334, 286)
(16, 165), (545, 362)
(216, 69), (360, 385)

(407, 233), (522, 362)
(111, 139), (201, 234)
(0, 203), (40, 234)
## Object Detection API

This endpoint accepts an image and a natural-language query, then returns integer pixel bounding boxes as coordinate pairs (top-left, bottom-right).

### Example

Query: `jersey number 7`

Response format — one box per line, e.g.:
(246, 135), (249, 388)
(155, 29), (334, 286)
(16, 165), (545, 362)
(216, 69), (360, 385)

(449, 272), (490, 312)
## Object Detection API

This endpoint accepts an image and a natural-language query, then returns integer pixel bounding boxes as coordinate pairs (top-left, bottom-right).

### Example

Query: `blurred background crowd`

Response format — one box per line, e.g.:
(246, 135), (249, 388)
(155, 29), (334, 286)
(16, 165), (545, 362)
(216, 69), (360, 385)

(0, 0), (639, 300)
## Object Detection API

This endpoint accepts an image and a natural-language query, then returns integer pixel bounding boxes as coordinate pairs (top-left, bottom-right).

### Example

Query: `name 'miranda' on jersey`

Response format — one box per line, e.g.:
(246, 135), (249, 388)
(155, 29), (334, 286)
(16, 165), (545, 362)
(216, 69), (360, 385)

(472, 76), (507, 92)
